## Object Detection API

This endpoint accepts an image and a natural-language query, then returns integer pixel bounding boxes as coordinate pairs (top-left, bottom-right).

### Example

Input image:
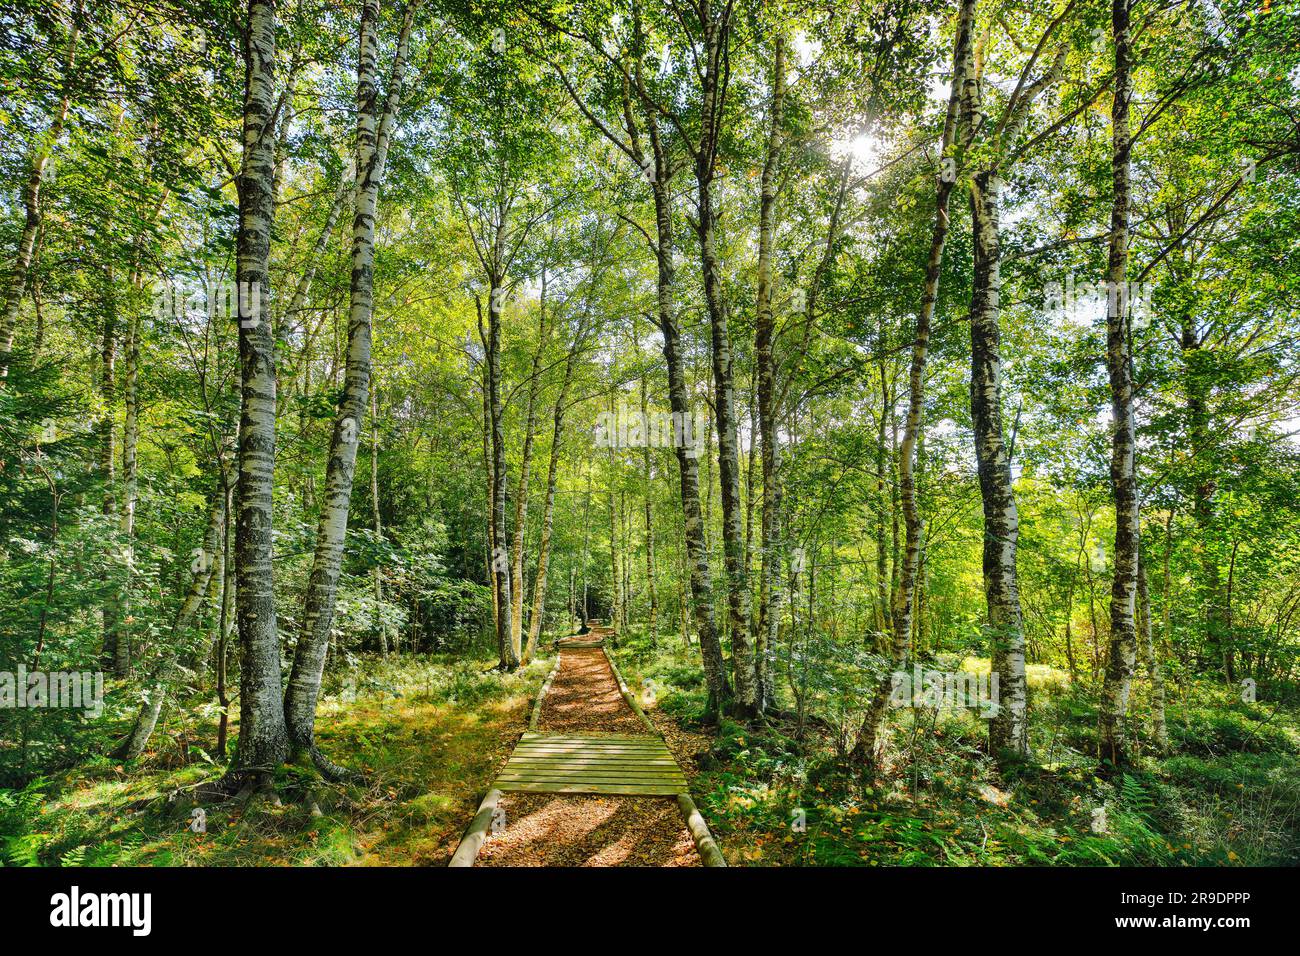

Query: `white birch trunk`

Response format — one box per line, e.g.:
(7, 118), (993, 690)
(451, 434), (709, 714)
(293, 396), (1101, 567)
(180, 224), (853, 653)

(1099, 0), (1140, 768)
(854, 0), (974, 765)
(232, 0), (289, 779)
(284, 0), (416, 761)
(964, 49), (1029, 760)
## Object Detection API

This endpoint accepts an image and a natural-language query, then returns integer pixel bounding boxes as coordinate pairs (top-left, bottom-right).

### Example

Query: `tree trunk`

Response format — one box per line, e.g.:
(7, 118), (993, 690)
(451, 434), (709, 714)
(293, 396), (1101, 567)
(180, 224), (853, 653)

(580, 467), (591, 622)
(99, 309), (122, 673)
(371, 386), (388, 658)
(482, 356), (498, 635)
(1138, 549), (1168, 750)
(607, 389), (623, 629)
(961, 21), (1032, 756)
(487, 277), (516, 667)
(852, 0), (973, 766)
(753, 32), (786, 713)
(114, 486), (225, 761)
(284, 0), (416, 763)
(511, 275), (548, 653)
(968, 162), (1028, 760)
(117, 307), (140, 675)
(695, 29), (756, 716)
(216, 482), (235, 758)
(641, 370), (658, 642)
(874, 364), (890, 648)
(232, 0), (290, 782)
(1099, 0), (1139, 769)
(523, 325), (581, 663)
(650, 167), (730, 716)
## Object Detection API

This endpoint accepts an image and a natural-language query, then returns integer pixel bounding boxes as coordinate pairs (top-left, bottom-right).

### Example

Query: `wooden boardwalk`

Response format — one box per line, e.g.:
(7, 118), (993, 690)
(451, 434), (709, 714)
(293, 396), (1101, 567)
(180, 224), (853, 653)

(450, 620), (726, 866)
(495, 621), (688, 796)
(496, 732), (689, 795)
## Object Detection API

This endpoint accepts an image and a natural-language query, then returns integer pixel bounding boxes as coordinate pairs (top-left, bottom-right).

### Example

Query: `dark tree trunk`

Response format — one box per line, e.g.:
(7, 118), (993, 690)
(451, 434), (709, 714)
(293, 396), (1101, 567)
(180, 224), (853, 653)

(1099, 0), (1139, 769)
(231, 0), (290, 782)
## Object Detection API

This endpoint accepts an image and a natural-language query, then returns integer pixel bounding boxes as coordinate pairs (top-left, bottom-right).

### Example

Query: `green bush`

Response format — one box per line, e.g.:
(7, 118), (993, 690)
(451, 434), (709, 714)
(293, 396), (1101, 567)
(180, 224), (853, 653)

(1170, 706), (1297, 757)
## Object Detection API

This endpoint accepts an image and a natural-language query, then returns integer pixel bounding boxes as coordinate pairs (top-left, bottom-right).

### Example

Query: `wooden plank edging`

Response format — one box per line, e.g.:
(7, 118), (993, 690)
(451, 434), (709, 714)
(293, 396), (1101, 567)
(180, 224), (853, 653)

(528, 654), (561, 732)
(601, 646), (658, 733)
(677, 793), (727, 867)
(447, 787), (503, 867)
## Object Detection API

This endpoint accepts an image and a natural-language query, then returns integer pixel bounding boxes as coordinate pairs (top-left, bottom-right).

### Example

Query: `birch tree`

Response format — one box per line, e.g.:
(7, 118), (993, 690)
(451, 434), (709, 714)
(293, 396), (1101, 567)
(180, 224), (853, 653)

(284, 0), (420, 772)
(1098, 0), (1139, 769)
(852, 0), (975, 768)
(959, 3), (1075, 761)
(753, 27), (787, 714)
(540, 0), (733, 714)
(229, 0), (290, 785)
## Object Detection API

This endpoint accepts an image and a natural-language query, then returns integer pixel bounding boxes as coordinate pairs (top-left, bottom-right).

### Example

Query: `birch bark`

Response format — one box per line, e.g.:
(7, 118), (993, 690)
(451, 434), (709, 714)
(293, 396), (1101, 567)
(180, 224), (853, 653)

(284, 0), (418, 764)
(232, 0), (290, 780)
(694, 5), (756, 715)
(1099, 0), (1140, 768)
(754, 32), (786, 712)
(852, 0), (974, 766)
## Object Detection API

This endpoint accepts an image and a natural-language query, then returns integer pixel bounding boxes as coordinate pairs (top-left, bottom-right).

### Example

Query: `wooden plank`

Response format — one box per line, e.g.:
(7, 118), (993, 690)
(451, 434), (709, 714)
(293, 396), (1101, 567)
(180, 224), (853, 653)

(518, 738), (664, 747)
(516, 739), (668, 747)
(513, 750), (672, 759)
(497, 781), (686, 795)
(515, 740), (670, 749)
(501, 759), (676, 764)
(496, 770), (686, 785)
(520, 738), (660, 743)
(500, 765), (686, 777)
(501, 777), (688, 786)
(496, 683), (693, 798)
(512, 749), (670, 754)
(508, 752), (678, 760)
(508, 752), (676, 760)
(511, 760), (673, 766)
(501, 760), (684, 773)
(515, 744), (666, 750)
(498, 762), (686, 781)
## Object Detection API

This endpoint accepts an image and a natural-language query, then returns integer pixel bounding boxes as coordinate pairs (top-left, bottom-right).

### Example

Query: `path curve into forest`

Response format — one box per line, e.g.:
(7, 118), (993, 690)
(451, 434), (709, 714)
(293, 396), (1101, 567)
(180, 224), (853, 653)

(449, 623), (724, 867)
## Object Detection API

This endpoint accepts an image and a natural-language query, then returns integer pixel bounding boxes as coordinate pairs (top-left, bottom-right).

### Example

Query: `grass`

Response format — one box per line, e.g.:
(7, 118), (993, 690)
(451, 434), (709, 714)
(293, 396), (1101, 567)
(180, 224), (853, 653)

(609, 631), (1300, 867)
(8, 630), (1298, 868)
(0, 654), (552, 867)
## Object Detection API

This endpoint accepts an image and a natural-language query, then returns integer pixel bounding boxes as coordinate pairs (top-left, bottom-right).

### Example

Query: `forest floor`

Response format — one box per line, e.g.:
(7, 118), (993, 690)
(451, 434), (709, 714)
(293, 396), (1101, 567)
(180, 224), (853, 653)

(6, 633), (1298, 866)
(610, 628), (1300, 866)
(2, 640), (700, 867)
(2, 655), (556, 866)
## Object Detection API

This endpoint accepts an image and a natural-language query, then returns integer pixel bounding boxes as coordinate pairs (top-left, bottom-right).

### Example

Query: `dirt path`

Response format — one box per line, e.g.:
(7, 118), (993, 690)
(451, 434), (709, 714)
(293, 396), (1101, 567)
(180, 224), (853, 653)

(538, 648), (648, 735)
(476, 626), (701, 867)
(474, 792), (699, 866)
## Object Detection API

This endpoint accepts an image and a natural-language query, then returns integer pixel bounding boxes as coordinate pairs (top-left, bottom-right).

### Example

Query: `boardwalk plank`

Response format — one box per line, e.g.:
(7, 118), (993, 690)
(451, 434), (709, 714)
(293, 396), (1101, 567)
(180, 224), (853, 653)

(495, 730), (690, 796)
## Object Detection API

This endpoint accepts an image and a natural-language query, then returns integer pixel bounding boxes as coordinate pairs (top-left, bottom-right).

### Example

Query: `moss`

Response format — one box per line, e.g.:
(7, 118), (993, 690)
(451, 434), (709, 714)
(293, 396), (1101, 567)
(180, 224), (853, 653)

(3, 654), (547, 867)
